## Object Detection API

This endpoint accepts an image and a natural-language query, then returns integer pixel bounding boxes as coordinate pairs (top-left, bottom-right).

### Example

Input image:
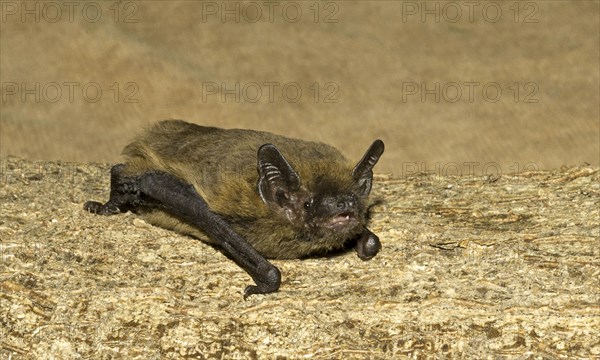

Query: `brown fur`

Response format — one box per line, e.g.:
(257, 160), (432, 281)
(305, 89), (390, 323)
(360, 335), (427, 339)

(120, 120), (373, 259)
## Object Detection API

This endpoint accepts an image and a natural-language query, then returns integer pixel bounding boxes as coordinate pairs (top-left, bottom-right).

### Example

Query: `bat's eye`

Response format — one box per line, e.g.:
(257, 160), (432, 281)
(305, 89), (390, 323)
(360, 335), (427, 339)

(304, 199), (313, 210)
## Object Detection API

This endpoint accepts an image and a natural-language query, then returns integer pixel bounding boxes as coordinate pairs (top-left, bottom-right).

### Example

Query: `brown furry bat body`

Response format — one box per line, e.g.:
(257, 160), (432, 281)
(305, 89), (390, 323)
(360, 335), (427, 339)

(85, 120), (384, 296)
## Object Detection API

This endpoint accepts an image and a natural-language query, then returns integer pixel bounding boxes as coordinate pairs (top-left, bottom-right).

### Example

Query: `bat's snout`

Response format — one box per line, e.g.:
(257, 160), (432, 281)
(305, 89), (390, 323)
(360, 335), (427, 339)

(334, 195), (357, 212)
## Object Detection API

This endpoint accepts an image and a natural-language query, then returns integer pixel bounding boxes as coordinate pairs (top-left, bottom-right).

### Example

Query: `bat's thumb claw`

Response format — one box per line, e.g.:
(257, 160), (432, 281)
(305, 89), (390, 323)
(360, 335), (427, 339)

(356, 231), (381, 261)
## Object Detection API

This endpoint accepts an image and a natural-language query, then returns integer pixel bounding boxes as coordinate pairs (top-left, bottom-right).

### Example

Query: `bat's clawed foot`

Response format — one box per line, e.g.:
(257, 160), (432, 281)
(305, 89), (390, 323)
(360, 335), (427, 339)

(243, 265), (281, 299)
(355, 228), (381, 261)
(84, 164), (152, 216)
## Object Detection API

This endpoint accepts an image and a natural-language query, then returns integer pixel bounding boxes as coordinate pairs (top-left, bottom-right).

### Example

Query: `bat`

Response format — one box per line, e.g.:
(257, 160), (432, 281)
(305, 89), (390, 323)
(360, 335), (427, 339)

(84, 120), (385, 297)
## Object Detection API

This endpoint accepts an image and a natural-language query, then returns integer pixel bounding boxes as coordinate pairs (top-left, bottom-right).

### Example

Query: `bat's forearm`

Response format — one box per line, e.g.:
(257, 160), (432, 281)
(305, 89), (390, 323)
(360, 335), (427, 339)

(136, 171), (281, 297)
(87, 166), (281, 297)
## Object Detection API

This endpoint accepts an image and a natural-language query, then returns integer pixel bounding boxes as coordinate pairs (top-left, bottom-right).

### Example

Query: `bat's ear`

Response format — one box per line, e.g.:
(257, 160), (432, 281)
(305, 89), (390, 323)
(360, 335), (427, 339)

(352, 139), (385, 197)
(257, 144), (301, 208)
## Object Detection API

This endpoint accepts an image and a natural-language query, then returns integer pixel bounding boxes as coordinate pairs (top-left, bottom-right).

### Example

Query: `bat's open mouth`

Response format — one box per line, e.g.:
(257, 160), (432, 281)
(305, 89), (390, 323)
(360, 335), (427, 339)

(327, 212), (358, 228)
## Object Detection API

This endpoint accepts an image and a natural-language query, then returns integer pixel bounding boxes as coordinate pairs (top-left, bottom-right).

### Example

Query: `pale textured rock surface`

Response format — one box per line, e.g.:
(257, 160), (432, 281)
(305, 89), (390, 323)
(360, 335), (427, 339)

(1, 158), (598, 359)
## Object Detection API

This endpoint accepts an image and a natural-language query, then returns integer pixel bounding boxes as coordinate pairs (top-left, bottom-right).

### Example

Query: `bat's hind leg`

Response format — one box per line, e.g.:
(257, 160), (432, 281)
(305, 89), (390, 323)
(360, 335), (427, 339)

(84, 163), (147, 215)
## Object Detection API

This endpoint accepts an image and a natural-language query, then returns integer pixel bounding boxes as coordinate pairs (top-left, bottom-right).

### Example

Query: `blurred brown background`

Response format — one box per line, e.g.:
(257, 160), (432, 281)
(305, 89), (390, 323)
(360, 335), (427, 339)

(1, 1), (598, 176)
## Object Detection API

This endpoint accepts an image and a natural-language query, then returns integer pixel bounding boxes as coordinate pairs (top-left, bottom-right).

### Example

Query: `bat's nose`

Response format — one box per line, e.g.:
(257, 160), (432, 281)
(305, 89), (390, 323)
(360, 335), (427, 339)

(336, 195), (356, 211)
